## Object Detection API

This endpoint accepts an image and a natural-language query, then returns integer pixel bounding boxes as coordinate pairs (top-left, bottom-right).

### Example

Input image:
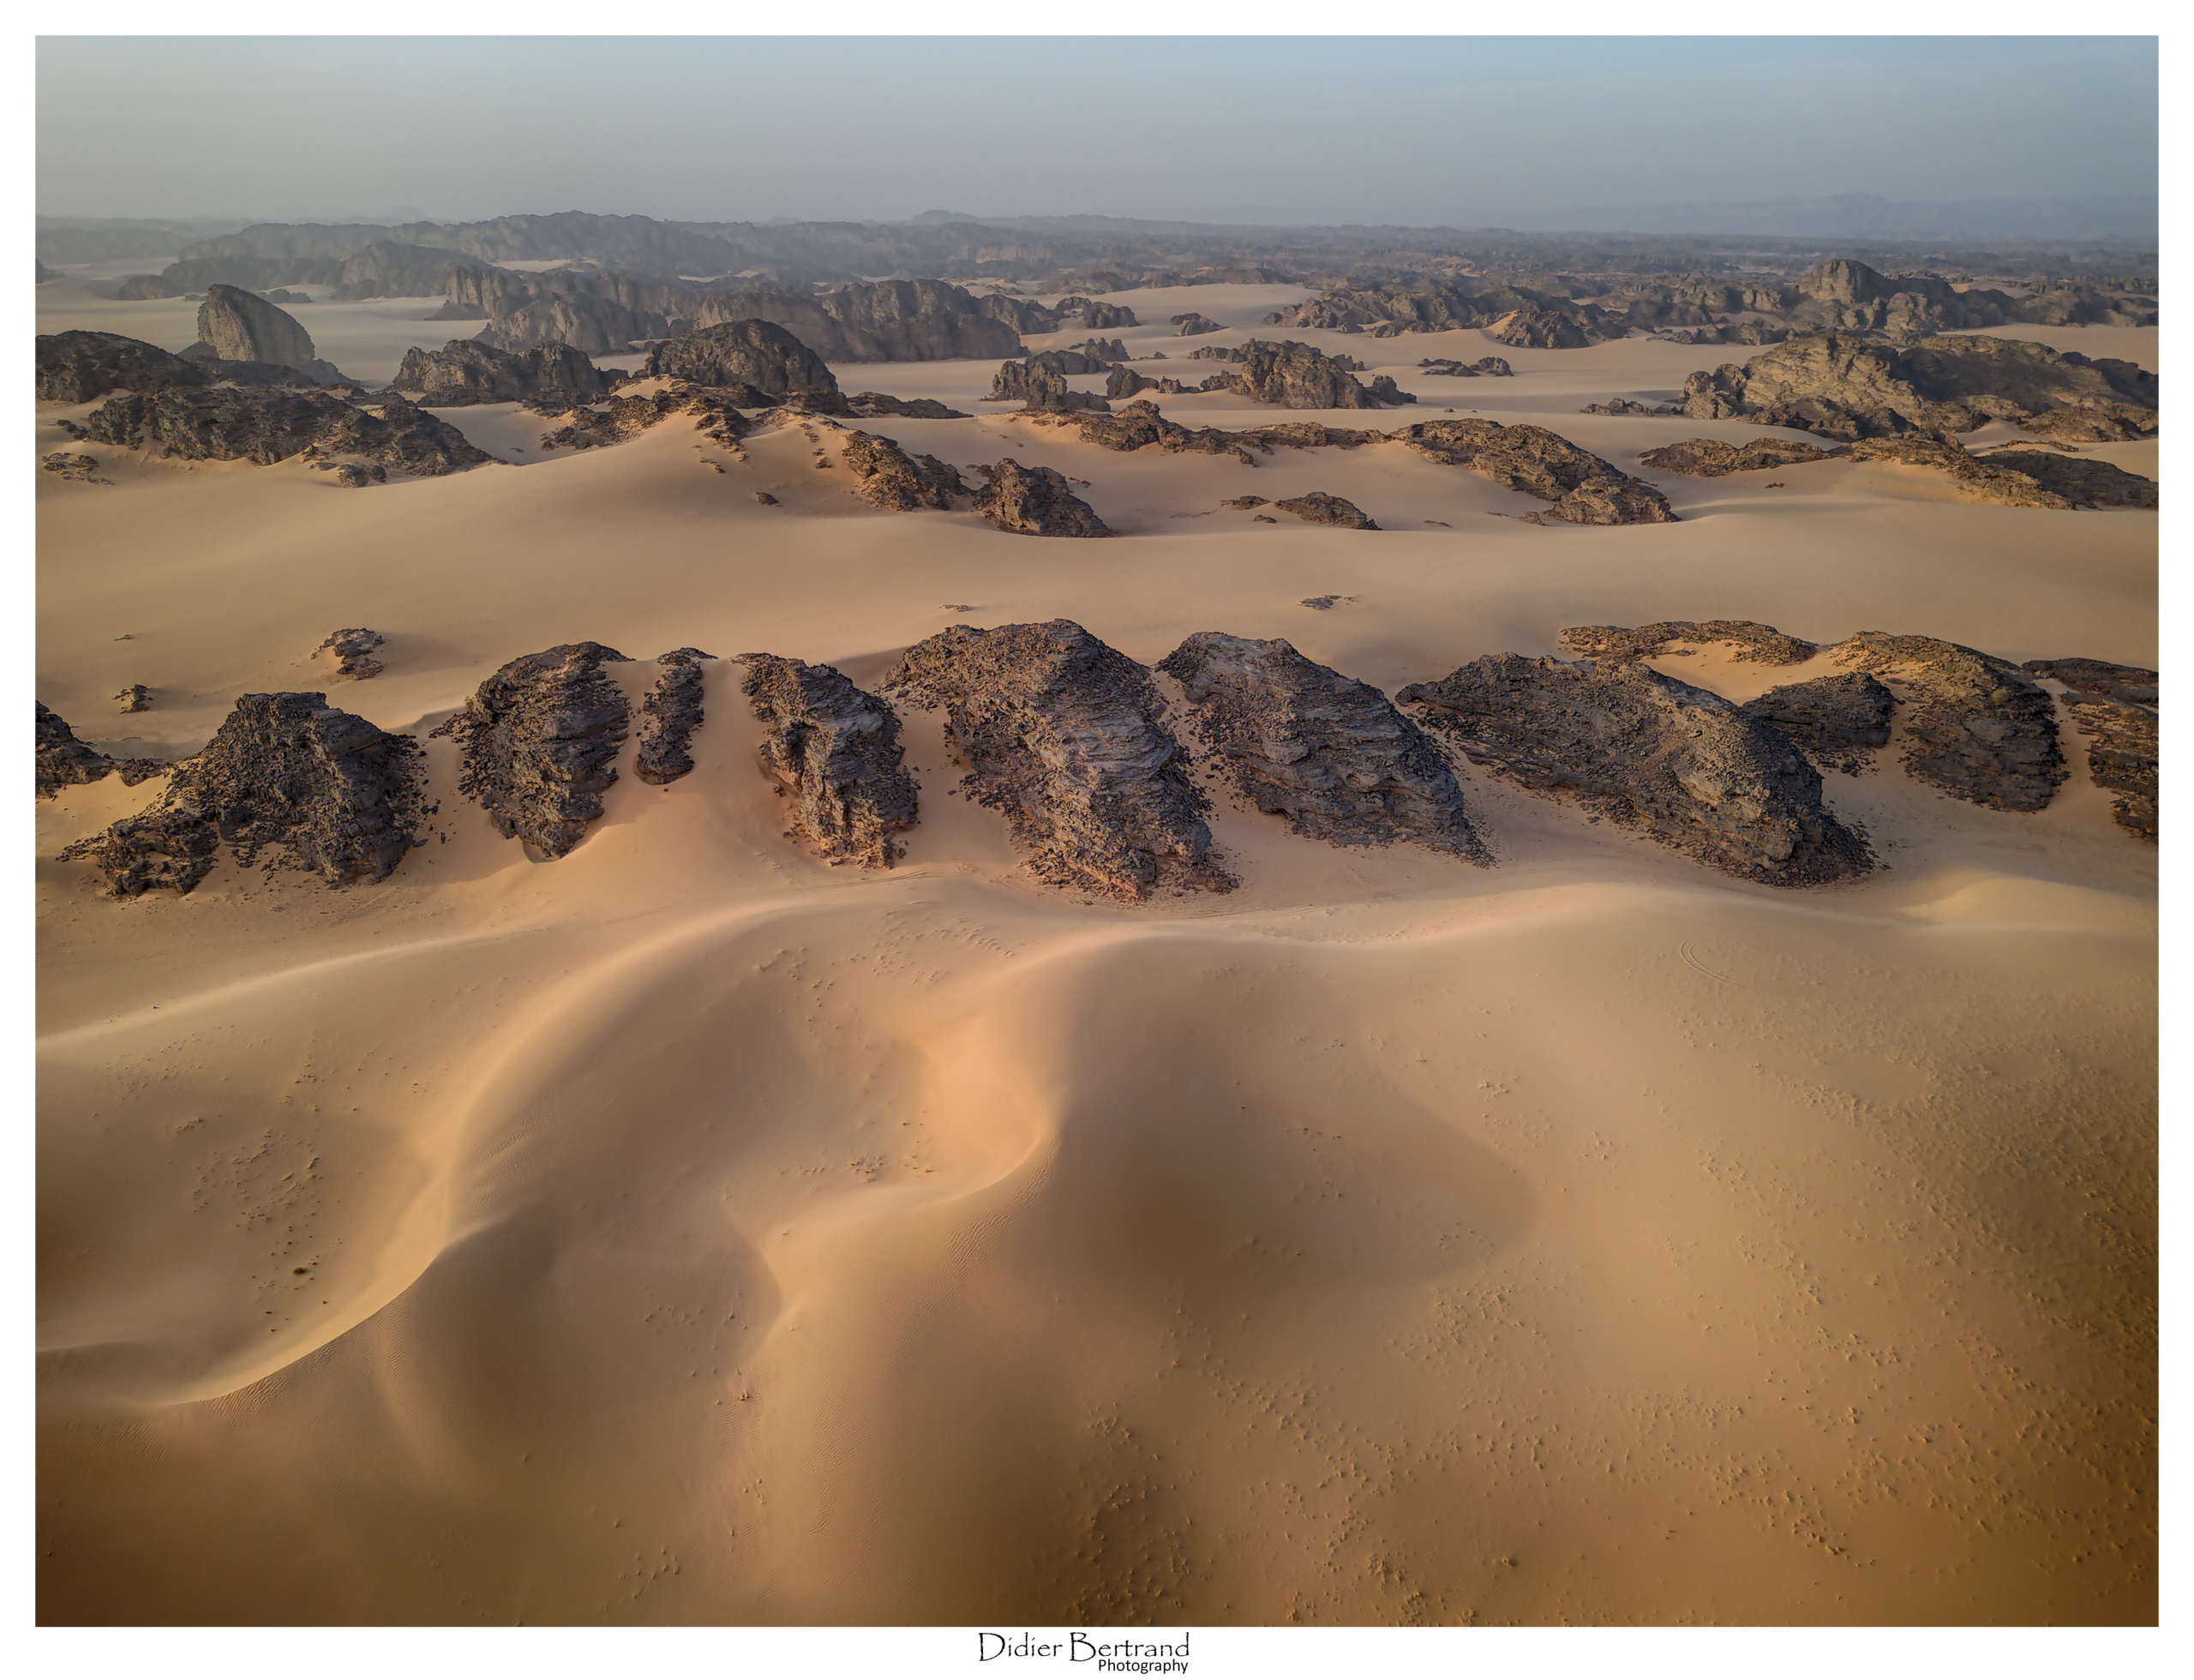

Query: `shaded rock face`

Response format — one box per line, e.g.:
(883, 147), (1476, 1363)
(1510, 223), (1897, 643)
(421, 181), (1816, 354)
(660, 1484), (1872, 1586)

(1494, 305), (1597, 349)
(1399, 655), (1872, 886)
(326, 241), (483, 302)
(974, 459), (1109, 537)
(635, 649), (715, 786)
(1060, 399), (1260, 465)
(314, 628), (387, 680)
(986, 358), (1109, 412)
(644, 319), (839, 396)
(1829, 632), (2065, 812)
(1740, 673), (1897, 775)
(1561, 620), (1819, 666)
(741, 654), (920, 866)
(196, 285), (341, 381)
(2015, 402), (2156, 443)
(57, 693), (425, 896)
(1232, 339), (1402, 410)
(1392, 420), (1676, 525)
(1172, 312), (1223, 336)
(1106, 366), (1184, 399)
(2021, 658), (2157, 839)
(1975, 450), (2157, 511)
(431, 643), (632, 859)
(1638, 437), (1836, 477)
(1273, 492), (1378, 530)
(1066, 337), (1130, 363)
(388, 339), (611, 406)
(1158, 633), (1482, 858)
(38, 331), (208, 403)
(87, 387), (494, 478)
(842, 430), (968, 511)
(37, 704), (130, 798)
(890, 620), (1227, 900)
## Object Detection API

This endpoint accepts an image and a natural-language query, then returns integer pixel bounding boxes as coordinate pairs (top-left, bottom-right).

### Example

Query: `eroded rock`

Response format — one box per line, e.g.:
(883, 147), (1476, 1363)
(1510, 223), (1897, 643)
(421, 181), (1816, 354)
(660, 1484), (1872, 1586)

(1637, 437), (1837, 477)
(195, 284), (342, 382)
(1739, 672), (1897, 775)
(635, 648), (715, 786)
(974, 459), (1109, 537)
(645, 319), (839, 396)
(388, 339), (612, 406)
(87, 387), (494, 477)
(1393, 420), (1675, 524)
(741, 653), (918, 865)
(2021, 657), (2157, 839)
(1559, 621), (1819, 665)
(841, 429), (968, 511)
(1828, 632), (2064, 811)
(431, 642), (632, 858)
(1272, 492), (1378, 530)
(313, 628), (387, 680)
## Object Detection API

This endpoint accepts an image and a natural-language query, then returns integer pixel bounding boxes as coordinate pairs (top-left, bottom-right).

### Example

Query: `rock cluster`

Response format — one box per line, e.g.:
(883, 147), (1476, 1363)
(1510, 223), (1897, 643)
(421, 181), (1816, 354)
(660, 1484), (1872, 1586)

(1230, 340), (1411, 410)
(1392, 420), (1676, 524)
(325, 241), (485, 302)
(1066, 337), (1130, 363)
(890, 620), (1228, 900)
(1159, 632), (1482, 856)
(1738, 673), (1897, 775)
(1398, 655), (1872, 886)
(431, 642), (632, 859)
(40, 453), (102, 482)
(387, 339), (612, 406)
(2013, 403), (2156, 443)
(313, 628), (387, 680)
(741, 653), (920, 866)
(2021, 657), (2157, 838)
(842, 429), (968, 511)
(986, 353), (1113, 411)
(87, 387), (495, 479)
(36, 703), (164, 798)
(1106, 367), (1184, 399)
(1058, 297), (1137, 331)
(644, 319), (839, 396)
(635, 648), (716, 785)
(1829, 632), (2065, 811)
(973, 459), (1109, 537)
(57, 693), (426, 895)
(537, 383), (751, 452)
(193, 285), (342, 382)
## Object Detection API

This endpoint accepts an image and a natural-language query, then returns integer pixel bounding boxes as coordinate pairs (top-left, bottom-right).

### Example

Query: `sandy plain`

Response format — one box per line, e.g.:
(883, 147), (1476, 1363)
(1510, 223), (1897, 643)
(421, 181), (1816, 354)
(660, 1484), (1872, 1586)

(34, 270), (2158, 1623)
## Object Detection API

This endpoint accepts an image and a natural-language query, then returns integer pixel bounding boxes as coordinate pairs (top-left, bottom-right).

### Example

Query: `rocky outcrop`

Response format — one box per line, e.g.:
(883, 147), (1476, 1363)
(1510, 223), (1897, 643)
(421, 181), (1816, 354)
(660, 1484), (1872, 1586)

(41, 453), (103, 483)
(87, 387), (495, 478)
(2013, 402), (2156, 442)
(634, 648), (715, 785)
(1106, 367), (1184, 399)
(1581, 398), (1679, 417)
(37, 330), (209, 403)
(1739, 673), (1897, 775)
(1493, 305), (1599, 349)
(1050, 399), (1261, 465)
(115, 685), (152, 713)
(1831, 436), (2077, 509)
(326, 242), (485, 301)
(889, 620), (1227, 900)
(1058, 297), (1136, 330)
(1066, 337), (1130, 363)
(1398, 655), (1872, 886)
(1272, 492), (1378, 530)
(1391, 419), (1676, 524)
(846, 392), (969, 419)
(36, 703), (164, 798)
(978, 292), (1061, 334)
(1418, 357), (1514, 377)
(313, 628), (387, 680)
(741, 654), (919, 866)
(974, 459), (1109, 536)
(644, 319), (839, 396)
(1828, 632), (2065, 811)
(387, 339), (612, 406)
(1560, 620), (1819, 665)
(533, 382), (752, 452)
(1970, 450), (2157, 510)
(194, 285), (342, 382)
(842, 429), (968, 510)
(2020, 657), (2156, 839)
(1158, 632), (1482, 857)
(1171, 312), (1222, 336)
(430, 642), (632, 858)
(1231, 339), (1406, 410)
(57, 693), (425, 895)
(1637, 437), (1836, 477)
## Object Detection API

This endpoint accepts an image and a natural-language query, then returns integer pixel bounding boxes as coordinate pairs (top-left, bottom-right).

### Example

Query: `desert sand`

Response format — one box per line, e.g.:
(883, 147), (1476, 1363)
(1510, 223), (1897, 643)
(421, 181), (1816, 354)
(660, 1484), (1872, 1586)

(35, 274), (2157, 1623)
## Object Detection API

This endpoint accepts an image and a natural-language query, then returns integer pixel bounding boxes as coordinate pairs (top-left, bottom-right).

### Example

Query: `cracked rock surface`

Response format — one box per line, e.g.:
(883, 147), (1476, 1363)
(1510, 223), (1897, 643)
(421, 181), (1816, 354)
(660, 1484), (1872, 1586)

(431, 642), (632, 858)
(741, 654), (919, 866)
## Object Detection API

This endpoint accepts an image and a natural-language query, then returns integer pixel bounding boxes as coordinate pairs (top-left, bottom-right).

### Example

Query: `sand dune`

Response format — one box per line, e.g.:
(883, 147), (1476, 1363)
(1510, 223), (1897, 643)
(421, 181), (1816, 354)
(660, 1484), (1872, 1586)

(35, 297), (2156, 1623)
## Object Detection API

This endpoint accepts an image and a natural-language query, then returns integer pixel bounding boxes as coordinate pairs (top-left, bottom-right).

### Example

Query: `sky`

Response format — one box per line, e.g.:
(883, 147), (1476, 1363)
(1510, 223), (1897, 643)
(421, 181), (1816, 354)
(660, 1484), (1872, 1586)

(36, 35), (2160, 228)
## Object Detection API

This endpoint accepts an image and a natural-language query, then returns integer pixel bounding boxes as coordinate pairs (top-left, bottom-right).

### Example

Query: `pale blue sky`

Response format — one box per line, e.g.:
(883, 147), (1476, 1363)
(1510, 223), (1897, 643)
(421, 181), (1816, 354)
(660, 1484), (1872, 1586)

(37, 36), (2159, 225)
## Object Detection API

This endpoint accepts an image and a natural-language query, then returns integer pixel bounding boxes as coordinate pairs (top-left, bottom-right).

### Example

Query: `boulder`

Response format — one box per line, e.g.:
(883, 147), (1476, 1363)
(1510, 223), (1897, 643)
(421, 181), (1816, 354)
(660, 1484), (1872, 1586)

(644, 318), (839, 396)
(1826, 632), (2065, 811)
(1231, 339), (1399, 410)
(842, 429), (968, 511)
(115, 685), (152, 714)
(1740, 672), (1897, 775)
(1158, 632), (1482, 856)
(1390, 419), (1676, 524)
(741, 654), (920, 866)
(429, 642), (632, 858)
(2020, 658), (2157, 839)
(195, 284), (342, 381)
(37, 703), (135, 798)
(87, 387), (494, 478)
(974, 459), (1109, 537)
(313, 628), (387, 680)
(1398, 654), (1872, 886)
(889, 619), (1228, 899)
(1171, 312), (1223, 336)
(57, 693), (425, 895)
(985, 357), (1110, 411)
(635, 649), (716, 786)
(387, 339), (612, 406)
(1271, 492), (1378, 530)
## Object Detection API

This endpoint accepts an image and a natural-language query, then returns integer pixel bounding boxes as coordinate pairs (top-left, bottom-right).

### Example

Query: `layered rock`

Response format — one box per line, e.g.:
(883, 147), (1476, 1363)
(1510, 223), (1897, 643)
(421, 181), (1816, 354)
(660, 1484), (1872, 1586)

(1739, 673), (1897, 775)
(57, 693), (425, 895)
(1560, 620), (1819, 665)
(313, 628), (387, 680)
(842, 429), (968, 510)
(974, 459), (1109, 536)
(2020, 657), (2156, 838)
(1828, 632), (2065, 811)
(387, 339), (612, 406)
(430, 642), (632, 858)
(1231, 339), (1406, 410)
(1398, 655), (1872, 886)
(1158, 632), (1482, 856)
(87, 387), (494, 478)
(889, 620), (1227, 899)
(1272, 492), (1378, 530)
(1969, 450), (2158, 510)
(644, 319), (839, 396)
(194, 284), (342, 382)
(1831, 437), (2079, 509)
(1391, 419), (1676, 524)
(741, 653), (920, 866)
(1637, 437), (1836, 477)
(2014, 402), (2157, 443)
(635, 648), (716, 786)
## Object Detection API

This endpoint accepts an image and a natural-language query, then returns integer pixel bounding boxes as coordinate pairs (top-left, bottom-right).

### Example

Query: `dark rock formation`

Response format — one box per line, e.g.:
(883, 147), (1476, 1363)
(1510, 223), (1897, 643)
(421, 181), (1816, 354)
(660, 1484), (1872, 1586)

(846, 392), (969, 419)
(1171, 312), (1222, 336)
(1640, 431), (2153, 510)
(635, 648), (716, 786)
(842, 429), (968, 510)
(1232, 339), (1404, 410)
(1398, 655), (1871, 886)
(1052, 399), (1260, 465)
(430, 643), (632, 858)
(1058, 297), (1137, 330)
(986, 356), (1111, 411)
(115, 685), (152, 714)
(1418, 357), (1514, 377)
(1066, 337), (1130, 363)
(1494, 305), (1599, 349)
(1560, 620), (1819, 666)
(644, 319), (839, 396)
(37, 704), (136, 798)
(1971, 450), (2158, 510)
(1831, 436), (2077, 509)
(41, 453), (102, 482)
(57, 693), (425, 895)
(2020, 657), (2156, 838)
(974, 459), (1109, 536)
(313, 628), (387, 680)
(889, 620), (1227, 900)
(1828, 632), (2065, 812)
(37, 330), (207, 403)
(1638, 437), (1836, 477)
(1391, 420), (1676, 524)
(194, 284), (341, 382)
(1272, 492), (1378, 530)
(326, 241), (485, 302)
(2014, 402), (2157, 443)
(1158, 632), (1481, 857)
(741, 653), (919, 865)
(1581, 398), (1680, 417)
(535, 382), (752, 452)
(1363, 375), (1418, 406)
(1740, 673), (1897, 775)
(387, 339), (612, 406)
(87, 387), (494, 478)
(1106, 367), (1184, 399)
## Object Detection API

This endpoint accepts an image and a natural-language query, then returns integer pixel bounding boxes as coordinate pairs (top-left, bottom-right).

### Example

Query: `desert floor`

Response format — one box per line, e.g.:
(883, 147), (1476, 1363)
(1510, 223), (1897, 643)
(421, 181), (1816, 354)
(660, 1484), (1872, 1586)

(34, 272), (2157, 1624)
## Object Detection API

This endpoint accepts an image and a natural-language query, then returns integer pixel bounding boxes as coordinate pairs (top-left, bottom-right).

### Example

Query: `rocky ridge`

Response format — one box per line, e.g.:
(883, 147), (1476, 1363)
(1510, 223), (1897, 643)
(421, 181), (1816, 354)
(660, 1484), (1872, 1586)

(635, 648), (716, 785)
(741, 654), (920, 866)
(87, 386), (495, 480)
(974, 460), (1109, 537)
(430, 642), (632, 858)
(388, 340), (613, 406)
